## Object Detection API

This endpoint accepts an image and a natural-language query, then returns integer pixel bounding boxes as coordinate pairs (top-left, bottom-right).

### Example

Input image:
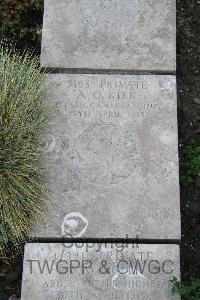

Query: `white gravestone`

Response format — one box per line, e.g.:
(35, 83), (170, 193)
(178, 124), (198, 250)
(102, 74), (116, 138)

(41, 0), (176, 71)
(32, 74), (181, 240)
(21, 243), (180, 300)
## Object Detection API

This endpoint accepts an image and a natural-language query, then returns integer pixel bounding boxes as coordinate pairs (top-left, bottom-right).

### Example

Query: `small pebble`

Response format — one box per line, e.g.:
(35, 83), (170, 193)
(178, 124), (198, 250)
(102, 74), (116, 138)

(8, 294), (18, 300)
(194, 98), (200, 104)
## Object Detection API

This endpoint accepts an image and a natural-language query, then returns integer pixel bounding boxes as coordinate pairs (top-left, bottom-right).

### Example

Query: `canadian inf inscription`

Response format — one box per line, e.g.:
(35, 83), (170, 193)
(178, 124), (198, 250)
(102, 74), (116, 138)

(21, 243), (180, 300)
(32, 74), (180, 239)
(54, 78), (152, 120)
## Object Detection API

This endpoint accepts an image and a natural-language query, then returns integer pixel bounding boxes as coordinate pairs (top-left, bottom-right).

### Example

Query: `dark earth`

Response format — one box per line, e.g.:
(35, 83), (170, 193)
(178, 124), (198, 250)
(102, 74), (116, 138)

(0, 0), (200, 298)
(177, 0), (200, 279)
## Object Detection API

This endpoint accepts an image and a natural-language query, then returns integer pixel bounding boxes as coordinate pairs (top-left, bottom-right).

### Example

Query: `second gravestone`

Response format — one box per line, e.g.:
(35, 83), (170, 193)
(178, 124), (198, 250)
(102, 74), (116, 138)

(41, 0), (176, 71)
(32, 74), (180, 240)
(21, 243), (180, 300)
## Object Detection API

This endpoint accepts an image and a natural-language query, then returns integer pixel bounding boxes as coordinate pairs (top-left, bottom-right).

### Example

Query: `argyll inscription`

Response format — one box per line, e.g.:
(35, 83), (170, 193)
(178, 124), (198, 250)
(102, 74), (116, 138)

(21, 243), (180, 300)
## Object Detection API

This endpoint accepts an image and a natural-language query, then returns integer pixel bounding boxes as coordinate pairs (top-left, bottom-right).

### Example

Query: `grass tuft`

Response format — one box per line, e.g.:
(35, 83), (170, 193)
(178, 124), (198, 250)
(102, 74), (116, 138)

(0, 43), (50, 257)
(171, 276), (200, 300)
(181, 143), (200, 186)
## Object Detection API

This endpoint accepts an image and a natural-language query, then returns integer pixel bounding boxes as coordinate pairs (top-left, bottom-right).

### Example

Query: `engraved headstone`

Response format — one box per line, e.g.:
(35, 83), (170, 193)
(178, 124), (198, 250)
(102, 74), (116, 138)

(33, 74), (180, 239)
(21, 243), (180, 300)
(41, 0), (176, 71)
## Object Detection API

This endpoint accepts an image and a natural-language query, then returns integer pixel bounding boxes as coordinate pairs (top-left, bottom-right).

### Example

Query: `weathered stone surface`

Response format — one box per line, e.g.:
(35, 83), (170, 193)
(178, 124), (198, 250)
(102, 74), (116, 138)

(33, 74), (180, 239)
(21, 243), (180, 300)
(41, 0), (176, 71)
